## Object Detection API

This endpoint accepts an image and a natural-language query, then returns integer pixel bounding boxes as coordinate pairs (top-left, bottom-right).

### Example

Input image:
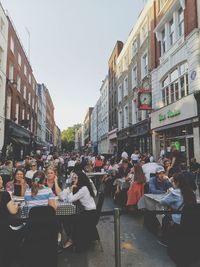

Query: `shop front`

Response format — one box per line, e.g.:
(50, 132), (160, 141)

(108, 129), (118, 156)
(3, 119), (32, 160)
(151, 94), (199, 164)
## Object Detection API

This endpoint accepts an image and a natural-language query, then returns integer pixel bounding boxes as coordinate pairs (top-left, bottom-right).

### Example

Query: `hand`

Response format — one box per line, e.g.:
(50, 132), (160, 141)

(70, 185), (77, 192)
(54, 176), (58, 183)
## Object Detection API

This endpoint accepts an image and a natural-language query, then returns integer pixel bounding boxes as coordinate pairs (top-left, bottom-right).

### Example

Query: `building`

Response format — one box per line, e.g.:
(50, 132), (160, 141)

(0, 4), (8, 157)
(75, 125), (84, 152)
(99, 76), (109, 155)
(116, 0), (154, 156)
(150, 0), (200, 163)
(45, 87), (55, 154)
(4, 15), (37, 159)
(83, 107), (93, 151)
(90, 101), (99, 154)
(108, 41), (123, 154)
(53, 125), (61, 152)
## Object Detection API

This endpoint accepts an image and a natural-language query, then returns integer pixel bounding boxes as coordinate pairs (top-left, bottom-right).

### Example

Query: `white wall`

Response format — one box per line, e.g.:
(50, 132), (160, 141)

(0, 5), (8, 152)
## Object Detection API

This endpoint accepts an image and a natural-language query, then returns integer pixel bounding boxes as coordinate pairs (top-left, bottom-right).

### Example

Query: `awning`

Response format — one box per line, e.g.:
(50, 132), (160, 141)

(11, 137), (30, 146)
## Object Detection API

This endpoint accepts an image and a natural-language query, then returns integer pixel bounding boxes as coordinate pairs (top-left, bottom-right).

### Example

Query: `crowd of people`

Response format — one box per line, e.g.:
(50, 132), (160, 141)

(0, 146), (199, 266)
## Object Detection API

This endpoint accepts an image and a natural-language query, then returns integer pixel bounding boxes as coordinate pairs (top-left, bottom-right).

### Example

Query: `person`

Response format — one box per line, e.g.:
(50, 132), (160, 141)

(25, 161), (38, 185)
(67, 157), (76, 174)
(94, 155), (103, 172)
(6, 169), (29, 197)
(84, 159), (94, 173)
(0, 160), (13, 176)
(163, 159), (172, 177)
(169, 145), (181, 175)
(0, 179), (19, 267)
(24, 171), (57, 211)
(159, 172), (197, 246)
(149, 166), (171, 194)
(131, 150), (140, 165)
(59, 172), (99, 250)
(118, 159), (130, 180)
(121, 150), (128, 160)
(127, 164), (146, 208)
(45, 167), (62, 196)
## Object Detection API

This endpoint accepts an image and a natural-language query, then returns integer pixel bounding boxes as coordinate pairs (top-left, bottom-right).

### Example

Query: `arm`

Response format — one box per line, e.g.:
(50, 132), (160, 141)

(54, 176), (62, 195)
(7, 200), (18, 215)
(149, 178), (165, 194)
(170, 157), (176, 169)
(48, 199), (57, 210)
(58, 188), (70, 201)
(160, 192), (176, 207)
(67, 187), (85, 203)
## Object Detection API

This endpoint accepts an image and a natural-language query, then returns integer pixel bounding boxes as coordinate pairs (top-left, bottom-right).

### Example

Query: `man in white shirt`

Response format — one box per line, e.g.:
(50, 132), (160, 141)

(25, 162), (37, 184)
(121, 151), (128, 159)
(131, 150), (140, 164)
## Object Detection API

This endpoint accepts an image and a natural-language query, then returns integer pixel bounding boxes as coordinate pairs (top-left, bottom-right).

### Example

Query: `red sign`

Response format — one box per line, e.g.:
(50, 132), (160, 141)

(138, 89), (152, 110)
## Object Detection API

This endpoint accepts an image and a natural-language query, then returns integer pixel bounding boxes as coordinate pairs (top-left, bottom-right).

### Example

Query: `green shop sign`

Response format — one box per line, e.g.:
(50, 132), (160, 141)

(159, 110), (181, 122)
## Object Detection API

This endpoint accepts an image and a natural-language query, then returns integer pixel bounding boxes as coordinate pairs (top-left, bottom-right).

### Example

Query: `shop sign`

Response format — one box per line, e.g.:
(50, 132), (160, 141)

(138, 89), (152, 110)
(159, 110), (181, 122)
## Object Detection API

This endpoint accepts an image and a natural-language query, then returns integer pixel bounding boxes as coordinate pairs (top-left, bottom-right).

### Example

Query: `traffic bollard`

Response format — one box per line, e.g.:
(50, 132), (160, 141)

(114, 208), (121, 267)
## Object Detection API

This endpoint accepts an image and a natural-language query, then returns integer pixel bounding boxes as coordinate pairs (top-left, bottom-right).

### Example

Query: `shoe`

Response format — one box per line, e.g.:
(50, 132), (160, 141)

(63, 240), (73, 249)
(157, 239), (168, 247)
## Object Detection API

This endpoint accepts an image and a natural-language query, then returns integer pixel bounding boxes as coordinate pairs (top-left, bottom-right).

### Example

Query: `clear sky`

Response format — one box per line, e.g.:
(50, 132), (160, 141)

(1, 0), (145, 130)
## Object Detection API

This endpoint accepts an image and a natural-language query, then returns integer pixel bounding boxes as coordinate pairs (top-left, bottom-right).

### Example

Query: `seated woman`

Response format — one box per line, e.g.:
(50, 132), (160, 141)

(45, 167), (62, 196)
(59, 171), (99, 250)
(0, 176), (19, 267)
(6, 169), (29, 197)
(24, 171), (57, 211)
(127, 164), (146, 209)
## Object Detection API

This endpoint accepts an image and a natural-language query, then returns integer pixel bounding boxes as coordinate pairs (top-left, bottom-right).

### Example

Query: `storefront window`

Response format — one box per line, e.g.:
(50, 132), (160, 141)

(180, 76), (185, 97)
(170, 84), (174, 103)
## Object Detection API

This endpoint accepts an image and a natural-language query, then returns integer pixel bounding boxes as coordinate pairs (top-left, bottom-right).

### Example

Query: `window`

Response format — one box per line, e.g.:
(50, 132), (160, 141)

(23, 86), (26, 99)
(160, 0), (167, 10)
(118, 110), (123, 130)
(169, 18), (174, 46)
(9, 64), (14, 80)
(0, 18), (5, 34)
(17, 76), (21, 92)
(178, 7), (184, 37)
(29, 74), (31, 84)
(132, 39), (137, 57)
(6, 89), (12, 119)
(132, 65), (137, 88)
(124, 76), (128, 97)
(15, 97), (20, 124)
(161, 63), (188, 107)
(140, 21), (148, 45)
(24, 65), (27, 76)
(124, 106), (129, 128)
(0, 47), (3, 69)
(22, 105), (25, 120)
(142, 52), (148, 78)
(28, 92), (31, 105)
(10, 37), (14, 54)
(18, 53), (21, 66)
(118, 84), (122, 103)
(161, 28), (166, 55)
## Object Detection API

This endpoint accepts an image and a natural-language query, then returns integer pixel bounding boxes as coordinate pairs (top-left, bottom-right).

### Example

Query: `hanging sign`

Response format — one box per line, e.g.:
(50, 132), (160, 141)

(138, 89), (152, 110)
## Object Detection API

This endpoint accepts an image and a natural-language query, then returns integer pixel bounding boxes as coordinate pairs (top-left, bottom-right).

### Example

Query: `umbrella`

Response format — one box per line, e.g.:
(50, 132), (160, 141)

(142, 162), (161, 182)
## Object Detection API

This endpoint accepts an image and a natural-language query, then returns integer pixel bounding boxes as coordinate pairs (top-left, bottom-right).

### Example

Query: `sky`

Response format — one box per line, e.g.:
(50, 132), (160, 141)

(1, 0), (145, 130)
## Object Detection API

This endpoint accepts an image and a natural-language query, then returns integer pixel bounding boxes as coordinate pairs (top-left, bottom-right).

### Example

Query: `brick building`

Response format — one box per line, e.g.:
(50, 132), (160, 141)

(108, 41), (123, 154)
(150, 0), (200, 163)
(3, 15), (38, 159)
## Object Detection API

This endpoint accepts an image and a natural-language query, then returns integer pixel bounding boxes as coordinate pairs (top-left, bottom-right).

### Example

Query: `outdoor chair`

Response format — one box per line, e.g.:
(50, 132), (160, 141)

(168, 204), (200, 267)
(22, 206), (58, 267)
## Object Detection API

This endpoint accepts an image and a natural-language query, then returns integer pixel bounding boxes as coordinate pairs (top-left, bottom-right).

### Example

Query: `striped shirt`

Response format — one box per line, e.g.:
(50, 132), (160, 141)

(24, 186), (55, 210)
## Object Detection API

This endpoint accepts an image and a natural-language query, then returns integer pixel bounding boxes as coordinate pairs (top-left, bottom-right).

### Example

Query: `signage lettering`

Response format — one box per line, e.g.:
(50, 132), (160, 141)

(159, 110), (181, 122)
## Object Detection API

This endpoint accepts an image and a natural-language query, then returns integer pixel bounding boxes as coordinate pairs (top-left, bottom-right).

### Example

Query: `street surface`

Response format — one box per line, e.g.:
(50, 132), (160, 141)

(58, 197), (176, 267)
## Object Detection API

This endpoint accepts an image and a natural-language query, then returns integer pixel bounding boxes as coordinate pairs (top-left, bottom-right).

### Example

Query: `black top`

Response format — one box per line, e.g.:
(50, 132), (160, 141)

(118, 167), (130, 178)
(0, 191), (11, 217)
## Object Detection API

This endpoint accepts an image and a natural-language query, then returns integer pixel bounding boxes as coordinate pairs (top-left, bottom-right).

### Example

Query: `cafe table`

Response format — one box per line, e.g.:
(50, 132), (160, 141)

(86, 172), (107, 190)
(13, 196), (82, 218)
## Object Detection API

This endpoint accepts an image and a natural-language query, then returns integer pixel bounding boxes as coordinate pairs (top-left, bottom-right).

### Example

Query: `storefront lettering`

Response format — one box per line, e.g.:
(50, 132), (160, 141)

(159, 110), (181, 122)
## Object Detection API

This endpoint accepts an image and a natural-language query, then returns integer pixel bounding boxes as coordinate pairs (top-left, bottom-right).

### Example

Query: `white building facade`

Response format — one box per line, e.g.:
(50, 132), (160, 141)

(99, 76), (109, 154)
(0, 4), (8, 155)
(151, 0), (200, 163)
(90, 101), (99, 154)
(37, 84), (47, 148)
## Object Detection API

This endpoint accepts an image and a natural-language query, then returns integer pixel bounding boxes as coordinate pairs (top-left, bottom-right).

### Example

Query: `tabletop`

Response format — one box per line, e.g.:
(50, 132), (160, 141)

(86, 172), (107, 176)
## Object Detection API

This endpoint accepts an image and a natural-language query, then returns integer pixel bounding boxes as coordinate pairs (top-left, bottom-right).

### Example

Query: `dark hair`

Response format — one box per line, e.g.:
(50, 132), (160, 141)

(74, 162), (83, 172)
(173, 172), (196, 205)
(31, 171), (46, 197)
(14, 168), (25, 183)
(5, 160), (12, 166)
(74, 171), (95, 198)
(134, 164), (146, 184)
(122, 159), (129, 164)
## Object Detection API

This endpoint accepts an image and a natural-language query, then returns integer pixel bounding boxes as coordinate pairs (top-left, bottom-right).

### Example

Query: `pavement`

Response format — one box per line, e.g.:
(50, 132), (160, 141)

(58, 197), (177, 267)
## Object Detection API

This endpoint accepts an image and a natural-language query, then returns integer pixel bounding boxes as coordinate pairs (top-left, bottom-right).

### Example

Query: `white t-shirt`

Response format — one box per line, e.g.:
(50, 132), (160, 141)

(25, 170), (37, 180)
(121, 151), (128, 159)
(68, 160), (75, 167)
(131, 153), (139, 161)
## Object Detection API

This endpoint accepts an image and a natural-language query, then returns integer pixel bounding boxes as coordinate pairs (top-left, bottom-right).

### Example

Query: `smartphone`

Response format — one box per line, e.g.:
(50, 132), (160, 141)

(14, 184), (21, 196)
